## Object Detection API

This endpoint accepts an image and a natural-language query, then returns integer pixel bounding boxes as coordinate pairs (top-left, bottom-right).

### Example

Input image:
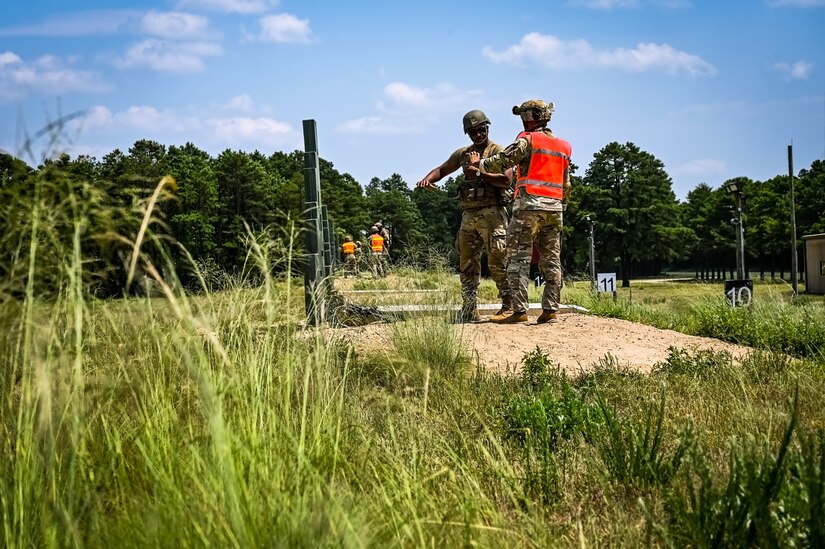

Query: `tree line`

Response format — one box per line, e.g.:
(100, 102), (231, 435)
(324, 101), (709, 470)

(1, 139), (823, 295)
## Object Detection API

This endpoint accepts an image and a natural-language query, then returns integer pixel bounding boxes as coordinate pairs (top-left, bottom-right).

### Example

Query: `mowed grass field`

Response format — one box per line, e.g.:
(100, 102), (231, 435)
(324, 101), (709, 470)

(3, 264), (825, 547)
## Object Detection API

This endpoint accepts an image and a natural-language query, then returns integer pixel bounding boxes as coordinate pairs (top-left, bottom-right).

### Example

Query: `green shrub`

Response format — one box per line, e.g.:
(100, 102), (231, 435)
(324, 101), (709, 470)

(650, 390), (825, 547)
(504, 381), (602, 452)
(596, 394), (692, 489)
(503, 348), (604, 505)
(652, 347), (735, 379)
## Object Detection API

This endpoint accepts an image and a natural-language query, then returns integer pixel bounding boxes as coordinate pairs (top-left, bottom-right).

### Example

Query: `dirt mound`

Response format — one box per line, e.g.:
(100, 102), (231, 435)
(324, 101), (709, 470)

(333, 312), (751, 375)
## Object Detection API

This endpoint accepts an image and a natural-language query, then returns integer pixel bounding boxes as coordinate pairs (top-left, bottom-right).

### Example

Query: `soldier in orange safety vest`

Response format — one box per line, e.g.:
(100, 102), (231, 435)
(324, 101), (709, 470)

(341, 235), (358, 277)
(368, 226), (387, 277)
(467, 99), (571, 325)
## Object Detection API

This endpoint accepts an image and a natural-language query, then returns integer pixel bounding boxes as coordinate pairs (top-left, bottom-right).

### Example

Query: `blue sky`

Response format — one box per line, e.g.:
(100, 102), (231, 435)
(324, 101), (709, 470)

(1, 0), (824, 200)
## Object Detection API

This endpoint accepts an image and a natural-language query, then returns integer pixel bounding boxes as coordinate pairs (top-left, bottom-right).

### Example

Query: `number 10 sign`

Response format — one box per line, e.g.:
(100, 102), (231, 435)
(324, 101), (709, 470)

(597, 273), (616, 293)
(724, 279), (753, 307)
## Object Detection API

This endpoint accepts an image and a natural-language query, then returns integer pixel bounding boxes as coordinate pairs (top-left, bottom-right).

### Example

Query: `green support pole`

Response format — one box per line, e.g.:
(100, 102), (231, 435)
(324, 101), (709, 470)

(322, 204), (333, 277)
(330, 221), (339, 270)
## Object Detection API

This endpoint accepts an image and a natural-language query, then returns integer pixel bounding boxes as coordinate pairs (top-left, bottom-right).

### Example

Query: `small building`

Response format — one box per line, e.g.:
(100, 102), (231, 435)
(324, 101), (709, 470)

(803, 233), (825, 295)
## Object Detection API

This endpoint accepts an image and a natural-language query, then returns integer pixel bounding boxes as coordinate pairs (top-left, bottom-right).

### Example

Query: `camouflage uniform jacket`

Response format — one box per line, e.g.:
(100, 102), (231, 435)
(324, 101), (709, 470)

(379, 227), (391, 248)
(449, 140), (507, 210)
(478, 128), (570, 213)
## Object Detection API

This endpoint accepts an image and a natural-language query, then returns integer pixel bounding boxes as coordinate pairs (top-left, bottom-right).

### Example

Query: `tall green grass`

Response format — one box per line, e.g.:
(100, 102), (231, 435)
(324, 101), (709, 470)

(3, 172), (825, 546)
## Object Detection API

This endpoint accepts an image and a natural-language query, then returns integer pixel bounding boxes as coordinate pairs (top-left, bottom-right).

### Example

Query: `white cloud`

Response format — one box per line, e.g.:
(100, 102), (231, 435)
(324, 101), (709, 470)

(0, 52), (22, 66)
(258, 13), (311, 43)
(567, 0), (691, 7)
(0, 52), (109, 101)
(0, 10), (143, 37)
(224, 94), (255, 112)
(483, 33), (717, 77)
(176, 0), (276, 14)
(80, 105), (115, 128)
(77, 105), (191, 132)
(140, 11), (211, 39)
(383, 82), (479, 110)
(206, 116), (293, 146)
(767, 0), (825, 7)
(773, 60), (813, 80)
(114, 39), (222, 72)
(335, 116), (413, 135)
(676, 158), (727, 176)
(656, 0), (692, 7)
(338, 82), (480, 135)
(567, 0), (639, 8)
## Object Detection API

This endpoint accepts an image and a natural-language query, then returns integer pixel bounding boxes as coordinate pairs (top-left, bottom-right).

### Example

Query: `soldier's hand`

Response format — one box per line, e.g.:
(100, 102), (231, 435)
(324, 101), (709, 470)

(416, 178), (436, 189)
(467, 151), (480, 165)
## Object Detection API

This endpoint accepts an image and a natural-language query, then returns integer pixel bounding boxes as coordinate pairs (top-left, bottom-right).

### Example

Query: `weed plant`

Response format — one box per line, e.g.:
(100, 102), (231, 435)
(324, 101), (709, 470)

(596, 394), (693, 489)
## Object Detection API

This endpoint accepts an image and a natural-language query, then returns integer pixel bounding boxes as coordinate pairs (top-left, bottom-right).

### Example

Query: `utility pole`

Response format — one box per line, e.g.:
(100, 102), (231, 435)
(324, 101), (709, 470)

(736, 193), (746, 280)
(788, 144), (799, 296)
(724, 179), (746, 280)
(586, 215), (596, 292)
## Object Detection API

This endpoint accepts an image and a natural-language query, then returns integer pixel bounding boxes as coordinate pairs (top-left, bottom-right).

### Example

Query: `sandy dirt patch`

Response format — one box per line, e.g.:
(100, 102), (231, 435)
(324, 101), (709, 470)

(332, 312), (751, 376)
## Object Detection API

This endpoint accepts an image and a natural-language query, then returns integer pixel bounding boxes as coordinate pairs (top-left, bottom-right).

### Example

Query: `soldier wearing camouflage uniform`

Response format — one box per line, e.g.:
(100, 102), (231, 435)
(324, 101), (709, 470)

(416, 110), (512, 322)
(375, 221), (391, 259)
(341, 235), (358, 277)
(368, 225), (387, 278)
(468, 100), (571, 325)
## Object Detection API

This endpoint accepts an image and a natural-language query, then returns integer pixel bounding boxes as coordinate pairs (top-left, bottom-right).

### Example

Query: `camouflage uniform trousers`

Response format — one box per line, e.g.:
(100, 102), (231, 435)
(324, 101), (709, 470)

(370, 252), (388, 278)
(456, 205), (509, 313)
(343, 254), (358, 277)
(505, 209), (563, 314)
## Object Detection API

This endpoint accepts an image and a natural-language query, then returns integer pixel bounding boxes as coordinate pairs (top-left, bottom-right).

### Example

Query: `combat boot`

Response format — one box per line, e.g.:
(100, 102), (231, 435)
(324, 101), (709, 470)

(492, 311), (528, 324)
(493, 296), (513, 317)
(455, 304), (482, 323)
(490, 305), (512, 322)
(536, 310), (558, 324)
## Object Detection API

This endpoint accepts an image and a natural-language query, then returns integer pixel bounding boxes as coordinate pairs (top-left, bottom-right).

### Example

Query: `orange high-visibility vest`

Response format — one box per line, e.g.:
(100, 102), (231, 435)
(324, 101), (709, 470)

(515, 131), (571, 199)
(342, 241), (356, 255)
(369, 234), (384, 252)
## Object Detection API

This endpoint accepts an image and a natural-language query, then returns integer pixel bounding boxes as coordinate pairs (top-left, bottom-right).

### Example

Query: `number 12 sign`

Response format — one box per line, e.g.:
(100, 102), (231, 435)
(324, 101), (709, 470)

(597, 273), (616, 293)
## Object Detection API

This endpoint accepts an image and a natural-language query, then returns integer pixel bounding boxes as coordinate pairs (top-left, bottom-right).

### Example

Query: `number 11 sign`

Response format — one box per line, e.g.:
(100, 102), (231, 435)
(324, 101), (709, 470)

(597, 273), (616, 293)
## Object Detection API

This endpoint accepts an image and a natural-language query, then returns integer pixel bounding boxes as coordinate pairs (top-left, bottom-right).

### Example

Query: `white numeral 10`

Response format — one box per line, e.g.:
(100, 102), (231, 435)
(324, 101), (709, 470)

(726, 286), (752, 307)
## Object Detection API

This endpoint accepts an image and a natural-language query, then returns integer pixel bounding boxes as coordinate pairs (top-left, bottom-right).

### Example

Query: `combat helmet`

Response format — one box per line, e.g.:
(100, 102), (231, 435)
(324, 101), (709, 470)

(462, 109), (490, 133)
(370, 226), (379, 234)
(512, 100), (555, 122)
(344, 235), (353, 242)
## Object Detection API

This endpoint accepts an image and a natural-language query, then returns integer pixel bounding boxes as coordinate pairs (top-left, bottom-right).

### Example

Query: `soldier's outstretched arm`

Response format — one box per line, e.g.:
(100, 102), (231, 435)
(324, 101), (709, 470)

(416, 156), (460, 189)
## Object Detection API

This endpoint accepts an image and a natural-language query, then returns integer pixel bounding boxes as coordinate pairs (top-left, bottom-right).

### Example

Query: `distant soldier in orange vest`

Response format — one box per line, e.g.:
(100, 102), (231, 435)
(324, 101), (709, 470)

(341, 235), (358, 277)
(375, 221), (391, 258)
(468, 99), (571, 325)
(368, 225), (387, 277)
